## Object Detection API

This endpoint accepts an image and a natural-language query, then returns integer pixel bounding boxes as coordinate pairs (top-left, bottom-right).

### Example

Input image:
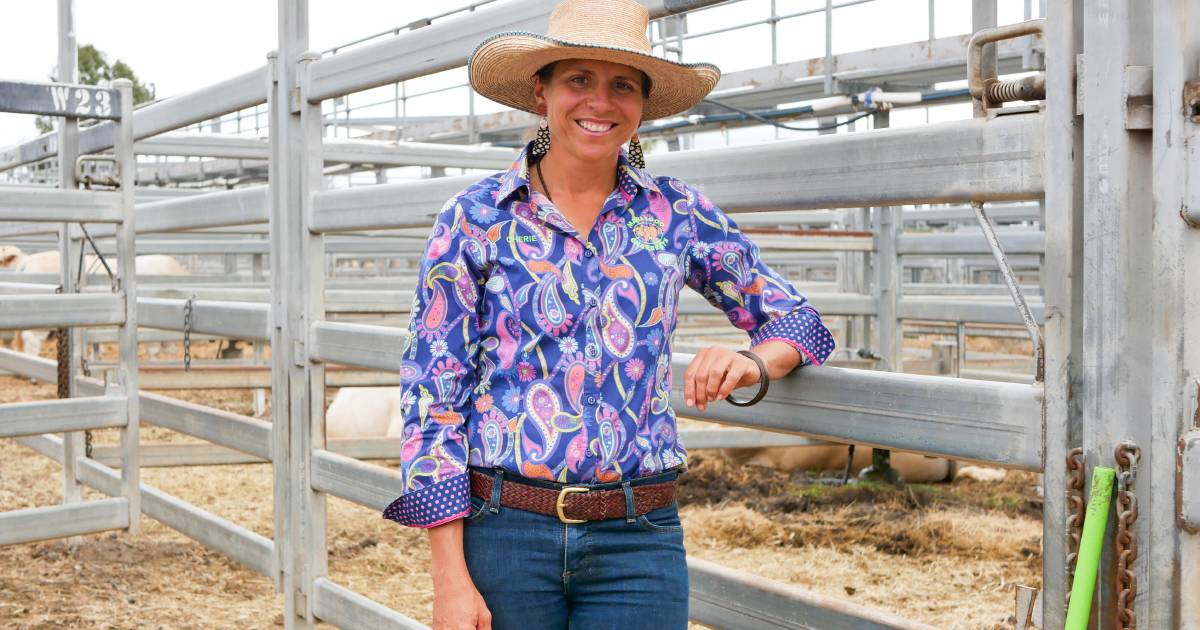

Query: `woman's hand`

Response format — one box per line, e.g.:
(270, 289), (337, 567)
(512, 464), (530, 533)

(432, 572), (492, 630)
(683, 346), (762, 412)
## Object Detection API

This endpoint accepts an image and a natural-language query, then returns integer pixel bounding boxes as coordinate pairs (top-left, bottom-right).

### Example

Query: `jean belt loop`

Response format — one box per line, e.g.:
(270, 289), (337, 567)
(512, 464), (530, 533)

(489, 468), (504, 513)
(621, 480), (636, 523)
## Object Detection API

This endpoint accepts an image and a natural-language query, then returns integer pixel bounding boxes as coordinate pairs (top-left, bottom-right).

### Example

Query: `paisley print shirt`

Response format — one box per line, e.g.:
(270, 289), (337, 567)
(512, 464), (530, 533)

(382, 144), (835, 528)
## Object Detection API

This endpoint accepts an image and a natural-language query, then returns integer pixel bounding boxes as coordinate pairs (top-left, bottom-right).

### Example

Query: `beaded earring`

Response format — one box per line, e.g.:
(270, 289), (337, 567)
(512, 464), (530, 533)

(532, 117), (551, 157)
(628, 133), (646, 169)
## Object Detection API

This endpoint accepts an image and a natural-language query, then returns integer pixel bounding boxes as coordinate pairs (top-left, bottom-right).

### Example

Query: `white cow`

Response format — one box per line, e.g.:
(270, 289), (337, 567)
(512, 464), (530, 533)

(12, 252), (190, 357)
(723, 445), (958, 483)
(0, 245), (23, 269)
(325, 386), (402, 439)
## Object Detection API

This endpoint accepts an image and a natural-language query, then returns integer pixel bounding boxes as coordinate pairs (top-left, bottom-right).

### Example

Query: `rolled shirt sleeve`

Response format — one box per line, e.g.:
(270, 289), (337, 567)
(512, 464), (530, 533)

(682, 182), (835, 366)
(383, 196), (484, 528)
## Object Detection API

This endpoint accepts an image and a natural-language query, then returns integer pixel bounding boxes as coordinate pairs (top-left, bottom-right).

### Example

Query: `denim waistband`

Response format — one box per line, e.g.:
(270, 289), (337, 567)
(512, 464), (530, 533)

(467, 465), (683, 492)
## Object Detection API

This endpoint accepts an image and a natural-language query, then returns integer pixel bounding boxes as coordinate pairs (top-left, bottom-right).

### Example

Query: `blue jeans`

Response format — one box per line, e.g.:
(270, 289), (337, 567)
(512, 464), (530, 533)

(463, 467), (689, 630)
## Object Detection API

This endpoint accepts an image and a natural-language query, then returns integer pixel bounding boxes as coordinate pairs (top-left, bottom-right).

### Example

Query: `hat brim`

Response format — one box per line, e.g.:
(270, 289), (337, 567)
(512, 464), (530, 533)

(468, 32), (721, 121)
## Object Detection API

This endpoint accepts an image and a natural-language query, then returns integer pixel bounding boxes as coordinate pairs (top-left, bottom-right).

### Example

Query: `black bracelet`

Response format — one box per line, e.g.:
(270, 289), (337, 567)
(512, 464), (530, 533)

(725, 350), (769, 407)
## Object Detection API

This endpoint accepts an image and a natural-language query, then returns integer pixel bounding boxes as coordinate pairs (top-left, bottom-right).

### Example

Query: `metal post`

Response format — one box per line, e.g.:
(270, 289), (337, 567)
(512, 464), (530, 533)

(112, 78), (141, 533)
(872, 110), (900, 373)
(1036, 0), (1084, 597)
(928, 0), (935, 42)
(271, 0), (327, 625)
(56, 0), (85, 517)
(1079, 0), (1155, 627)
(1148, 0), (1200, 626)
(823, 0), (834, 95)
(769, 0), (778, 66)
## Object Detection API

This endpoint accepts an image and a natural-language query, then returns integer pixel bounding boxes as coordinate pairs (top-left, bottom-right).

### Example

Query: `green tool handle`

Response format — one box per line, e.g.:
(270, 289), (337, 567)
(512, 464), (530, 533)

(1064, 466), (1116, 630)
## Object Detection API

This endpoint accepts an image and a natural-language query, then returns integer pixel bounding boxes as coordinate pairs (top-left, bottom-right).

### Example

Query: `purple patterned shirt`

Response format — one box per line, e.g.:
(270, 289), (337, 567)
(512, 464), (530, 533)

(382, 144), (834, 528)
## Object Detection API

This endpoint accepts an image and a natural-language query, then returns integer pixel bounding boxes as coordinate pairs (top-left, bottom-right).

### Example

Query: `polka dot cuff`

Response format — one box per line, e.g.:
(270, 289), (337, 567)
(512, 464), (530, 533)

(382, 473), (471, 529)
(750, 306), (835, 366)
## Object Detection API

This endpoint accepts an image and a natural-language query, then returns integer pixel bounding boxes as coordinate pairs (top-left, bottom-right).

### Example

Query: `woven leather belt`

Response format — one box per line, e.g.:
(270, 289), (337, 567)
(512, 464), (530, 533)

(469, 469), (677, 524)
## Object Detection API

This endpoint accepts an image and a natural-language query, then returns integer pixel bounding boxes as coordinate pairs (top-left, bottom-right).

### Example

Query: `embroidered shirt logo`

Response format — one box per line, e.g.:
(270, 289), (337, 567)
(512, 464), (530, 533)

(628, 215), (667, 251)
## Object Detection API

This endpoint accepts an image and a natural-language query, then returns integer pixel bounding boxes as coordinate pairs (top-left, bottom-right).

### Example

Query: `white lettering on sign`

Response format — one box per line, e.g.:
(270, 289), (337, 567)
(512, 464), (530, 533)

(94, 90), (110, 117)
(74, 88), (91, 116)
(50, 86), (70, 112)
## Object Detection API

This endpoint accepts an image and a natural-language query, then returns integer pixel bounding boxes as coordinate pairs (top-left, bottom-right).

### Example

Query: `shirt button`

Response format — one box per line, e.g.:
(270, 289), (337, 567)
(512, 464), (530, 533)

(586, 395), (598, 406)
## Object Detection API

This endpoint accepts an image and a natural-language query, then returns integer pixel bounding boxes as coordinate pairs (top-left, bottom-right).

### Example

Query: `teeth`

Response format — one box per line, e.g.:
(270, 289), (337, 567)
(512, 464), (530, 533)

(578, 120), (614, 132)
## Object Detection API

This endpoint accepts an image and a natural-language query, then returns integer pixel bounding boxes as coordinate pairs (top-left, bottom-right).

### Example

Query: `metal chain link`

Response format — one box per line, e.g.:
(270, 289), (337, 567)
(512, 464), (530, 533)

(1064, 447), (1086, 608)
(1114, 441), (1141, 630)
(183, 295), (195, 372)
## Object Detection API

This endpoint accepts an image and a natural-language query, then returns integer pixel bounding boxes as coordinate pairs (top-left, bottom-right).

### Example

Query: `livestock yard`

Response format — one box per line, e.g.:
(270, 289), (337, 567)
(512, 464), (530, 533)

(1, 1), (1198, 629)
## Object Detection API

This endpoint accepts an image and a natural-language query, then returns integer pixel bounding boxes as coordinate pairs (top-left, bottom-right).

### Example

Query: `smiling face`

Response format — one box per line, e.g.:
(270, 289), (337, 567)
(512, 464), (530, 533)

(532, 58), (647, 164)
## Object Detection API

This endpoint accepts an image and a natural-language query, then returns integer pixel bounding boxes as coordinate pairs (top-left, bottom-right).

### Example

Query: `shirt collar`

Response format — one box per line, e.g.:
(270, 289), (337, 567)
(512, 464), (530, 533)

(495, 141), (661, 206)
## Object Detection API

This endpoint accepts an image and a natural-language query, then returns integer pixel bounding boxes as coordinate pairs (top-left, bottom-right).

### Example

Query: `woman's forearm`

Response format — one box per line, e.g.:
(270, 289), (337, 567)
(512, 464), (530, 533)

(427, 520), (472, 586)
(748, 339), (804, 381)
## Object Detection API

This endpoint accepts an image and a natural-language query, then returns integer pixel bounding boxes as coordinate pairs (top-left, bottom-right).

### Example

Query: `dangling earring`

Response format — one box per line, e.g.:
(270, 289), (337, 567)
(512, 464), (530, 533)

(532, 117), (551, 157)
(628, 133), (645, 170)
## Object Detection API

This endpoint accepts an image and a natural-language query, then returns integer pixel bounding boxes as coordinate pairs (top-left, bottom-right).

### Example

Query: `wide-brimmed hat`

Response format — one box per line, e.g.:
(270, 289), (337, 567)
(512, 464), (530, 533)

(468, 0), (721, 121)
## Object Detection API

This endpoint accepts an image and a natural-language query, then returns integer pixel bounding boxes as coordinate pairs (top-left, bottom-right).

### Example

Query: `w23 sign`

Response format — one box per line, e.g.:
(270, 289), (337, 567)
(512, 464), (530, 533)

(0, 80), (123, 120)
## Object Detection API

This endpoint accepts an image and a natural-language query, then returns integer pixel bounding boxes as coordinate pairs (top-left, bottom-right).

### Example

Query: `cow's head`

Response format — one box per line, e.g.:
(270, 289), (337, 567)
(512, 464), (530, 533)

(0, 246), (23, 269)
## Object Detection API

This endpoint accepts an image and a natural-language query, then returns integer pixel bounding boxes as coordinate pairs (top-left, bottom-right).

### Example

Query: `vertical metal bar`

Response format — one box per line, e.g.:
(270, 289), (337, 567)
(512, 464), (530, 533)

(273, 2), (326, 626)
(769, 0), (778, 66)
(955, 321), (965, 378)
(928, 0), (936, 41)
(972, 0), (998, 115)
(265, 50), (288, 596)
(1149, 0), (1200, 626)
(1080, 0), (1154, 627)
(393, 82), (400, 140)
(56, 0), (84, 516)
(298, 48), (330, 627)
(468, 88), (477, 145)
(871, 110), (899, 372)
(112, 78), (140, 533)
(823, 0), (834, 95)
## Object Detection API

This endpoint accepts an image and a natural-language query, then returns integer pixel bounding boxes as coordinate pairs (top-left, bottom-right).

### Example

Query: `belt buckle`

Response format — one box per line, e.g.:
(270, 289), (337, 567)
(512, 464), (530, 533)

(556, 486), (589, 524)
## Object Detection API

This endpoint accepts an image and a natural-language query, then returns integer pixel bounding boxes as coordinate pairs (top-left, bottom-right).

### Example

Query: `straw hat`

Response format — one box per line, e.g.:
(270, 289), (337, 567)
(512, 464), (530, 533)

(468, 0), (721, 121)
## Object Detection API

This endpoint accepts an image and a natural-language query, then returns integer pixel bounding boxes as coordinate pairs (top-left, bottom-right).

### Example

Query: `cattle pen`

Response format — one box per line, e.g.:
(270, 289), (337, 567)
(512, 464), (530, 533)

(1, 0), (1198, 628)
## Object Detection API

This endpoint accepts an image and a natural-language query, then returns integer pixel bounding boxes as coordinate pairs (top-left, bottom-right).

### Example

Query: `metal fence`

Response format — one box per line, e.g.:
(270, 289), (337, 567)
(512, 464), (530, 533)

(1, 0), (1198, 628)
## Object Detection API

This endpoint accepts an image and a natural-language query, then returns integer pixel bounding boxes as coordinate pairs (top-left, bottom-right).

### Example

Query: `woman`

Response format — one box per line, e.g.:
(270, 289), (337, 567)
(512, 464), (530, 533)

(383, 1), (835, 628)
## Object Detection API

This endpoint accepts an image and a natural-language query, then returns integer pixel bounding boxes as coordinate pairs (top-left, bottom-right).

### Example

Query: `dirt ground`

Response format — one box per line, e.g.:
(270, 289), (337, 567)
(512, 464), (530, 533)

(0, 341), (1042, 629)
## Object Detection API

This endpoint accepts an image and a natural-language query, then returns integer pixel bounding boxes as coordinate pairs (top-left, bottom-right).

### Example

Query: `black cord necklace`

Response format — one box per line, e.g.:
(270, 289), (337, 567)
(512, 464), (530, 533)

(534, 159), (553, 203)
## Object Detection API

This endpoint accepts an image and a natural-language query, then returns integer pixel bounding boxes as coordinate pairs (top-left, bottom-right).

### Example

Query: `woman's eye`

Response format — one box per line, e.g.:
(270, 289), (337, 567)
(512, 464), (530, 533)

(615, 82), (635, 92)
(569, 76), (588, 86)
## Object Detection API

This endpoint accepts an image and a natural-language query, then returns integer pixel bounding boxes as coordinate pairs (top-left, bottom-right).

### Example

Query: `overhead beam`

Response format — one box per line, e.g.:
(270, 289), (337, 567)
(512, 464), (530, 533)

(670, 355), (1044, 470)
(0, 294), (125, 330)
(306, 0), (731, 103)
(314, 114), (1043, 233)
(0, 188), (122, 223)
(687, 556), (936, 630)
(0, 396), (127, 438)
(133, 134), (517, 169)
(137, 297), (270, 341)
(0, 498), (129, 546)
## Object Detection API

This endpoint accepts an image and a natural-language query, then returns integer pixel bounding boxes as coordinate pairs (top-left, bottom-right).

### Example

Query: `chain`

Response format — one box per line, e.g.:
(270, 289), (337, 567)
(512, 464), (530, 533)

(55, 286), (92, 458)
(55, 286), (69, 399)
(1114, 441), (1141, 630)
(1064, 447), (1086, 608)
(183, 294), (195, 372)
